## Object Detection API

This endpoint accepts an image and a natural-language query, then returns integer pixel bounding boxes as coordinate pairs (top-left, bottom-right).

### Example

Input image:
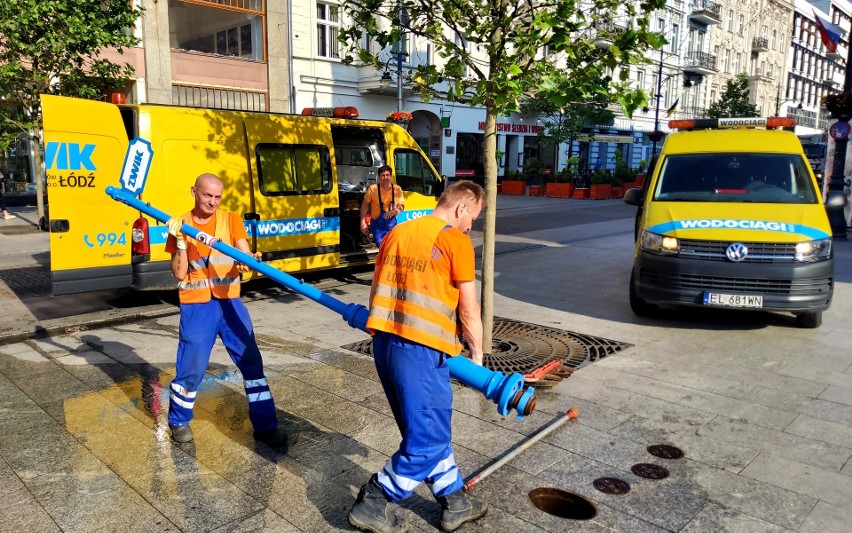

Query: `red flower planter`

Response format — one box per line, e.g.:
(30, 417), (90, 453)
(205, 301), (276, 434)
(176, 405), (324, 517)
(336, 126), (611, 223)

(590, 184), (612, 200)
(545, 183), (574, 198)
(573, 187), (590, 199)
(500, 180), (526, 195)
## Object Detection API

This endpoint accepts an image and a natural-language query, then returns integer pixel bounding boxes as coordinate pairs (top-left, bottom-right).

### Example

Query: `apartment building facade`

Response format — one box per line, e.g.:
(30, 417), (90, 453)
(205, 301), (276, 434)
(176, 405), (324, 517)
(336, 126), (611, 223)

(9, 0), (852, 189)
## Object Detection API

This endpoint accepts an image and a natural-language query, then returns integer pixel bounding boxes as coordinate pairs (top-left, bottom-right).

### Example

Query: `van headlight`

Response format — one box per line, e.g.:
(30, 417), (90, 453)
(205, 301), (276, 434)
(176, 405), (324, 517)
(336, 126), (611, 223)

(795, 238), (832, 262)
(640, 231), (679, 255)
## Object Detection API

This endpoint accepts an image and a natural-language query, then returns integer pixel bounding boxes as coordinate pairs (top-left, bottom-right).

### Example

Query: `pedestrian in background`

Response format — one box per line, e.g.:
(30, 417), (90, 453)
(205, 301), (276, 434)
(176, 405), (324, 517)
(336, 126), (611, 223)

(348, 180), (488, 533)
(1, 169), (15, 220)
(360, 165), (404, 247)
(164, 173), (287, 447)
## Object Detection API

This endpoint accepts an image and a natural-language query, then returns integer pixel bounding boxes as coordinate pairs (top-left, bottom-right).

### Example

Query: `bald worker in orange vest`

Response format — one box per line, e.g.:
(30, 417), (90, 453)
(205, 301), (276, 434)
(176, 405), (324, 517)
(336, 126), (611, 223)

(348, 180), (488, 533)
(164, 173), (288, 447)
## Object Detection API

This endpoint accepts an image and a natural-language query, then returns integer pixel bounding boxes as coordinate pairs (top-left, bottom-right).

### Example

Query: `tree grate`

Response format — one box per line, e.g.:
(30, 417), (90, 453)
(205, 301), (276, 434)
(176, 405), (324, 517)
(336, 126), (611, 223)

(341, 317), (631, 385)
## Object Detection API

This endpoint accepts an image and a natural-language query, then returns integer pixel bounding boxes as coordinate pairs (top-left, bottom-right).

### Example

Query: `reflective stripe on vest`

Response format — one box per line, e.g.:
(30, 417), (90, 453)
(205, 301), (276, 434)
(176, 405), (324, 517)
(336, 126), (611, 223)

(178, 210), (241, 304)
(366, 216), (463, 355)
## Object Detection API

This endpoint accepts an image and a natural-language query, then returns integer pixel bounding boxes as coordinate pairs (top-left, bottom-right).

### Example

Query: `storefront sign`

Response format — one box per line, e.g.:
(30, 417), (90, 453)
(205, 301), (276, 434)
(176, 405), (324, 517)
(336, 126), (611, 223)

(477, 122), (543, 134)
(430, 150), (441, 157)
(456, 169), (476, 177)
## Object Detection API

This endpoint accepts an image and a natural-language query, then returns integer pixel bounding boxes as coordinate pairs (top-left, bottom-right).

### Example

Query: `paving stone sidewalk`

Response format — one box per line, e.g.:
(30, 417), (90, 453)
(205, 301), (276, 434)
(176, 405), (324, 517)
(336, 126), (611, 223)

(1, 197), (851, 531)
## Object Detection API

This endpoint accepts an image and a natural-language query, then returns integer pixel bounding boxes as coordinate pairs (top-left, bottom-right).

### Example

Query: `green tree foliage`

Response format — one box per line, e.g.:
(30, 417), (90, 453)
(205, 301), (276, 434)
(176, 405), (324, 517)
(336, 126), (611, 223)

(0, 0), (142, 150)
(339, 0), (665, 344)
(706, 73), (759, 119)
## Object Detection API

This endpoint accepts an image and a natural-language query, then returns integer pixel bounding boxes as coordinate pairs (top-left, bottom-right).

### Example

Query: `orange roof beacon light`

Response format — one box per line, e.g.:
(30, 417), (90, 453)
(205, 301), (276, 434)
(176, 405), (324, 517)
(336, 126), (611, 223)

(300, 107), (360, 119)
(668, 117), (796, 131)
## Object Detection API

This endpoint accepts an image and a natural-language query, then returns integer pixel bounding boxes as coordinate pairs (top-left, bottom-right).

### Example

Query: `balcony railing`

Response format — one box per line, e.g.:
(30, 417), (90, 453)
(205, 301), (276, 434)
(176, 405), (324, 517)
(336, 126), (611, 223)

(752, 37), (770, 52)
(679, 106), (708, 118)
(684, 51), (717, 74)
(689, 0), (722, 25)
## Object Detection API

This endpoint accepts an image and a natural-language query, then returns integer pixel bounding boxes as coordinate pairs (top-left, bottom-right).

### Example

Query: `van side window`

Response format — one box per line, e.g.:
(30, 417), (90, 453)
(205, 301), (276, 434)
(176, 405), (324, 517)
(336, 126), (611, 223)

(393, 149), (438, 195)
(256, 143), (331, 195)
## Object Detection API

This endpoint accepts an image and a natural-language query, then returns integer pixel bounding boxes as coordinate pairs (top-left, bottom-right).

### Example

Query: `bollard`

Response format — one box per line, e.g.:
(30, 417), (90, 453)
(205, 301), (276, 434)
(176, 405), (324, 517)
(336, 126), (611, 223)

(105, 186), (536, 419)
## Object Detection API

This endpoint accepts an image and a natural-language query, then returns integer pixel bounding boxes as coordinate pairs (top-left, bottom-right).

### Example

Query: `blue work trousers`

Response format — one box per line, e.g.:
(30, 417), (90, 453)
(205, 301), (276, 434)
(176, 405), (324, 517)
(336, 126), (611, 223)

(168, 297), (277, 431)
(373, 332), (463, 501)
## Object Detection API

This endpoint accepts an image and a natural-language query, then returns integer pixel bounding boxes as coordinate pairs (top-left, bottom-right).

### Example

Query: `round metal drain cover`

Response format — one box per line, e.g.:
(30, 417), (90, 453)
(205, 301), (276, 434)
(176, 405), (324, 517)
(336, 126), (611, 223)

(647, 444), (684, 459)
(529, 487), (596, 520)
(631, 463), (669, 480)
(592, 477), (631, 495)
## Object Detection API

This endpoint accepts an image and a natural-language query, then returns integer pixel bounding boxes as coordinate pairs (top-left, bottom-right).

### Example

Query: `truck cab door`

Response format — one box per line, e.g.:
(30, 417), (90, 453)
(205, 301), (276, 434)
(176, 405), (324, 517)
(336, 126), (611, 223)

(243, 118), (340, 276)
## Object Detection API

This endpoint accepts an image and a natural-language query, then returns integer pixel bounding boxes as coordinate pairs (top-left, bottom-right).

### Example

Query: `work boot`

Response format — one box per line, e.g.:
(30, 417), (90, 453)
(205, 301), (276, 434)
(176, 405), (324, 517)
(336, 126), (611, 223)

(169, 424), (194, 443)
(253, 427), (290, 448)
(436, 490), (488, 532)
(347, 475), (408, 533)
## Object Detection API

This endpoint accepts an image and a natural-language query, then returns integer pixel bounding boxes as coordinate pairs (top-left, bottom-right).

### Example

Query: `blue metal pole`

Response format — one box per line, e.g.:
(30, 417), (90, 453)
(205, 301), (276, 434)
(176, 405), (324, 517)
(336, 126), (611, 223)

(105, 186), (536, 419)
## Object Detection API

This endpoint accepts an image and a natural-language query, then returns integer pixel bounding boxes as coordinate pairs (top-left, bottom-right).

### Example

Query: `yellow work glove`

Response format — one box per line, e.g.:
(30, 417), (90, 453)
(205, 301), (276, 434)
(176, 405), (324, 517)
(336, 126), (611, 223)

(166, 217), (187, 251)
(236, 252), (262, 273)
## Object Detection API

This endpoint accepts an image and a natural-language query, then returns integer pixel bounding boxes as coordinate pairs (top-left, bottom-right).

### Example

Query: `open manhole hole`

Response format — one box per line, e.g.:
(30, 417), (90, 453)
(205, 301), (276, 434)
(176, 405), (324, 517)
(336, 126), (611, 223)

(342, 317), (631, 384)
(631, 463), (669, 480)
(592, 477), (631, 495)
(647, 444), (684, 459)
(529, 488), (596, 520)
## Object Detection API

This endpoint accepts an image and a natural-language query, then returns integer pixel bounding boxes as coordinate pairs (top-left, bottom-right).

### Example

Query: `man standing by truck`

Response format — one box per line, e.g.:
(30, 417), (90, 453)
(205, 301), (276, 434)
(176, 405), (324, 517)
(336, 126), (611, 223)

(165, 173), (287, 447)
(360, 165), (405, 247)
(348, 180), (488, 533)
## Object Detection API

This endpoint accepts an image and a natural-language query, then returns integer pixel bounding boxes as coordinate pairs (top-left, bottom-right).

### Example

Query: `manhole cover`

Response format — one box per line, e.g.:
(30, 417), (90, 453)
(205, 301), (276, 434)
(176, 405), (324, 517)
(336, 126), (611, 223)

(341, 317), (631, 381)
(592, 477), (631, 495)
(647, 444), (684, 459)
(528, 487), (596, 520)
(631, 463), (669, 480)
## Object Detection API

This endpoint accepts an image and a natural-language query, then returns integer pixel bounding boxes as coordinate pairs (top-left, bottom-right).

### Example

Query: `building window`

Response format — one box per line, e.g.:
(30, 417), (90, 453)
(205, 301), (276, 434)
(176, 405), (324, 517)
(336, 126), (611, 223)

(727, 10), (734, 32)
(317, 2), (340, 59)
(171, 0), (264, 60)
(738, 15), (744, 35)
(671, 24), (680, 53)
(734, 53), (741, 74)
(771, 29), (776, 49)
(724, 49), (731, 73)
(636, 70), (645, 89)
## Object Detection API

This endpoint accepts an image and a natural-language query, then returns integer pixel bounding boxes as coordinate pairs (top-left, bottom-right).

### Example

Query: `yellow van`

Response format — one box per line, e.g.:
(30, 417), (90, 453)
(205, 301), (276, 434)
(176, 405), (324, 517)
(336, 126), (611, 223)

(625, 117), (844, 328)
(41, 96), (442, 295)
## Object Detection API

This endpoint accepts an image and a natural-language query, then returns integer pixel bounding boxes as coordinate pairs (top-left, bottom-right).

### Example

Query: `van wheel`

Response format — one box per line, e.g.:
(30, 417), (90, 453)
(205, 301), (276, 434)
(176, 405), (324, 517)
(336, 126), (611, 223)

(629, 271), (657, 317)
(795, 311), (822, 328)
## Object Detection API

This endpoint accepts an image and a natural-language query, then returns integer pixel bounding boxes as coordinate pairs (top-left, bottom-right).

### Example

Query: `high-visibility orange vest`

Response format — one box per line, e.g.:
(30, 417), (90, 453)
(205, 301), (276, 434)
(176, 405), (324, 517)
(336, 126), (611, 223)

(177, 210), (241, 304)
(366, 215), (463, 355)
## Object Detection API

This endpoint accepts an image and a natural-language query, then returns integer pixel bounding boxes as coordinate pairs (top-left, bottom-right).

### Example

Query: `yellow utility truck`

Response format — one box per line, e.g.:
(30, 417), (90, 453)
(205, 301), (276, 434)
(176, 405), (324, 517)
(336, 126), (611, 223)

(41, 96), (442, 295)
(625, 117), (844, 328)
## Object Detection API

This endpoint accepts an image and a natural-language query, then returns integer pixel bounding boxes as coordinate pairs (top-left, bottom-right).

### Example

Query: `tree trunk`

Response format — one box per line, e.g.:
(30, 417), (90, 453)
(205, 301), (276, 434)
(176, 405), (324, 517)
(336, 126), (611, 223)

(480, 108), (498, 353)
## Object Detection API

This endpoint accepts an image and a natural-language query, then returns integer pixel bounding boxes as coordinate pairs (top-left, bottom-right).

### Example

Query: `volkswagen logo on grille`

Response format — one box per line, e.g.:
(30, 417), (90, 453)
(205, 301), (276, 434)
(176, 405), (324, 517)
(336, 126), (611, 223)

(726, 243), (749, 262)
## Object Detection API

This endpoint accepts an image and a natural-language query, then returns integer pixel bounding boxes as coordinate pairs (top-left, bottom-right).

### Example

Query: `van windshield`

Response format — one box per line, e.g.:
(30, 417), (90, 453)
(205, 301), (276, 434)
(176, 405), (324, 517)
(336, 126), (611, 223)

(653, 153), (818, 204)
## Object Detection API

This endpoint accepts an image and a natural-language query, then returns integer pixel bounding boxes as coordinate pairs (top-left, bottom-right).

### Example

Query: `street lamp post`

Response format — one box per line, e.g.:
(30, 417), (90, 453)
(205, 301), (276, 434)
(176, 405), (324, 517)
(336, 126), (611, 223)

(650, 48), (665, 155)
(826, 36), (852, 238)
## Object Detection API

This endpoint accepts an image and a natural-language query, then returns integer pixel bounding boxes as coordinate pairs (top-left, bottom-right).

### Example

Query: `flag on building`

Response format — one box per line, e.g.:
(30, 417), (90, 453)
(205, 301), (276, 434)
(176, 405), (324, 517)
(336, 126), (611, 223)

(666, 98), (679, 118)
(813, 11), (842, 53)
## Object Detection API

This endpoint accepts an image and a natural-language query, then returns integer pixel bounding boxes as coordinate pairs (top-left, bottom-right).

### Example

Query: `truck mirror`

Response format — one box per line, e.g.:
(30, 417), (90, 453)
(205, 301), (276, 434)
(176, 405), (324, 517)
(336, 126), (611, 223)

(623, 186), (643, 206)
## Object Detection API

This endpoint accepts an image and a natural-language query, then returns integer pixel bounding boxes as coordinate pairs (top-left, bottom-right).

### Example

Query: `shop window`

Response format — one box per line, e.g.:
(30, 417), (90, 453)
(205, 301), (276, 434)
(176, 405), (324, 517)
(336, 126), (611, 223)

(256, 144), (332, 195)
(170, 0), (264, 61)
(317, 2), (341, 59)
